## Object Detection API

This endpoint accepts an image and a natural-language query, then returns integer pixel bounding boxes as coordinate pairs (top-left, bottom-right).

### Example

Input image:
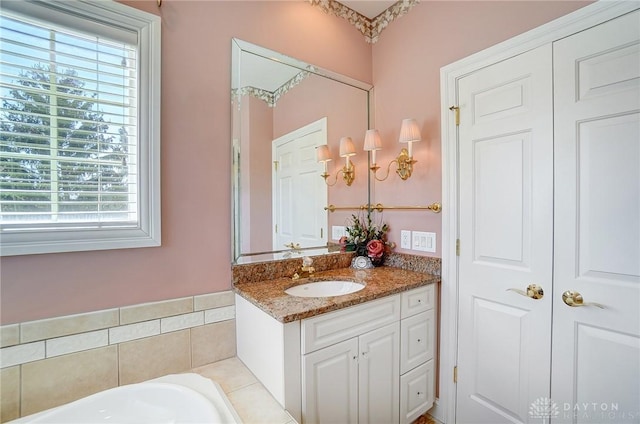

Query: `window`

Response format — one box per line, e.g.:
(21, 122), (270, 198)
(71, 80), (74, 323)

(0, 0), (161, 256)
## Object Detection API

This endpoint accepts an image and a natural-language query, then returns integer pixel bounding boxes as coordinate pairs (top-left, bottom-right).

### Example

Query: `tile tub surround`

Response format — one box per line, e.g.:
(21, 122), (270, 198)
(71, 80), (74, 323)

(0, 291), (236, 423)
(233, 265), (440, 323)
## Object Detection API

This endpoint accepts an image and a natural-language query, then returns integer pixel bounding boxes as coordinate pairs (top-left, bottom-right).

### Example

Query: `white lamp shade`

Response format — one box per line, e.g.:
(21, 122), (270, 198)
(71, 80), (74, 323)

(316, 145), (332, 162)
(339, 137), (356, 157)
(398, 118), (421, 144)
(363, 129), (382, 151)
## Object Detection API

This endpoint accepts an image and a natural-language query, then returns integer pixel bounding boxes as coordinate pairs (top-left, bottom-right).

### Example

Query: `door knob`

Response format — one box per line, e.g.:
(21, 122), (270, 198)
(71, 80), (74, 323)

(507, 284), (544, 299)
(562, 291), (604, 309)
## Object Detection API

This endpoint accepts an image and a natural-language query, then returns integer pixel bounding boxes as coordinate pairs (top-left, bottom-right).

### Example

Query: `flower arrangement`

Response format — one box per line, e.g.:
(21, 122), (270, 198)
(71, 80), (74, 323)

(339, 212), (392, 266)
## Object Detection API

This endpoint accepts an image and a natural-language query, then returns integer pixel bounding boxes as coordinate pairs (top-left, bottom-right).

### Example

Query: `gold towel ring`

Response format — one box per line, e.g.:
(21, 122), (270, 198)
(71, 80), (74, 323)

(157, 0), (162, 7)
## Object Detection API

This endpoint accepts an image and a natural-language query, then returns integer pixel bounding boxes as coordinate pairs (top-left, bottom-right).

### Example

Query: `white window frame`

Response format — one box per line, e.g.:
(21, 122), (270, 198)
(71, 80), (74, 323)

(0, 0), (161, 256)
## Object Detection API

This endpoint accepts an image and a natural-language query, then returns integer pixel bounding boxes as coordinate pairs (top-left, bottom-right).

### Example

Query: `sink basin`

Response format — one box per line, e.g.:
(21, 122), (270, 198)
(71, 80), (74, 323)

(285, 280), (365, 298)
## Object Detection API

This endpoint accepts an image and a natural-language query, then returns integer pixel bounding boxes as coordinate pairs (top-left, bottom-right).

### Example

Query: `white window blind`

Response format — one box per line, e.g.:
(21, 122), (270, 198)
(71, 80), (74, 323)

(0, 0), (161, 256)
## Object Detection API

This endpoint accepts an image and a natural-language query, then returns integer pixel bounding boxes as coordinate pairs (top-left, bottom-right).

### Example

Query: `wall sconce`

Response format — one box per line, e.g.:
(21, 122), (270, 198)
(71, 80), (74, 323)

(316, 137), (356, 186)
(364, 118), (421, 181)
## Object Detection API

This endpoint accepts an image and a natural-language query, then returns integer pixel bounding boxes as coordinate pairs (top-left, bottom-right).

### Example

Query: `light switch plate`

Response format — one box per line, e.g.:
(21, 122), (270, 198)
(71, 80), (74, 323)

(412, 231), (436, 253)
(425, 232), (436, 253)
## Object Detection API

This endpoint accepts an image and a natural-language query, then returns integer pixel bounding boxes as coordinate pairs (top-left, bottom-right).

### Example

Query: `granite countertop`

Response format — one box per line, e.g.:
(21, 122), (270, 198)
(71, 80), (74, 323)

(233, 266), (439, 323)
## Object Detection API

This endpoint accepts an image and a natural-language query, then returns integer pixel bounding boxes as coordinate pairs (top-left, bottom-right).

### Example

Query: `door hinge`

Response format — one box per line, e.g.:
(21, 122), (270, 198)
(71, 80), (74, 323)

(273, 161), (279, 171)
(449, 106), (460, 126)
(275, 224), (278, 234)
(454, 366), (458, 383)
(320, 228), (323, 238)
(456, 239), (460, 256)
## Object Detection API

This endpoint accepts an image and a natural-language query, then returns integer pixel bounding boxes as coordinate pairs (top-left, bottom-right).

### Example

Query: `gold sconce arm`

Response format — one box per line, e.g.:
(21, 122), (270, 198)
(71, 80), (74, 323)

(321, 171), (339, 187)
(321, 162), (355, 186)
(370, 148), (416, 181)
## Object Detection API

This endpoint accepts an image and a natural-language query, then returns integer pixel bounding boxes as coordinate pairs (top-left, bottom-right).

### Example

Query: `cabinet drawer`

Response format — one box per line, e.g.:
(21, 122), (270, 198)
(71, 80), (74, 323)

(400, 310), (435, 374)
(301, 295), (401, 354)
(401, 285), (435, 319)
(400, 360), (434, 424)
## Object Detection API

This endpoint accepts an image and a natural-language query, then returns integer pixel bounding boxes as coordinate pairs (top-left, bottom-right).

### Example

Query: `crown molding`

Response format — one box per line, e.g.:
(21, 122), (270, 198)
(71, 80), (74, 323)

(308, 0), (419, 43)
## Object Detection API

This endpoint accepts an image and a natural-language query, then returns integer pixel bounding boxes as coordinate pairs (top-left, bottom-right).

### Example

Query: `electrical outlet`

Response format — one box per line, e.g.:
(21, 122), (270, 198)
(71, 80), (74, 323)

(401, 230), (411, 249)
(332, 225), (346, 240)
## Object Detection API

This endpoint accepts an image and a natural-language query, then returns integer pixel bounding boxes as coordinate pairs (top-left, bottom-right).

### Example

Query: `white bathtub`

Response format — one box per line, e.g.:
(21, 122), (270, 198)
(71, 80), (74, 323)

(10, 373), (243, 423)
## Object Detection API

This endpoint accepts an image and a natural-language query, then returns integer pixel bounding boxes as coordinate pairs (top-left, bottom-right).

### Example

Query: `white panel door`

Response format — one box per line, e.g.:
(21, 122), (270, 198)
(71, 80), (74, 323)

(456, 44), (554, 423)
(273, 118), (328, 250)
(551, 10), (640, 423)
(358, 323), (400, 424)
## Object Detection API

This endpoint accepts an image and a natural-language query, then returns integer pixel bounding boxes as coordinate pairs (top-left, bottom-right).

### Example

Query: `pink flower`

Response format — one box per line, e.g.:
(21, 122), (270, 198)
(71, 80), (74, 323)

(339, 236), (348, 252)
(367, 239), (385, 259)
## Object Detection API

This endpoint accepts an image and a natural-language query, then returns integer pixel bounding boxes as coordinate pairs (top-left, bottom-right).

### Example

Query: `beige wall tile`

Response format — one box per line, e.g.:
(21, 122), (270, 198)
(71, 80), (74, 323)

(46, 330), (108, 358)
(1, 341), (45, 368)
(194, 291), (234, 311)
(192, 357), (256, 393)
(0, 325), (19, 348)
(109, 320), (160, 344)
(120, 298), (193, 325)
(1, 366), (20, 422)
(161, 312), (204, 333)
(21, 346), (118, 417)
(190, 320), (236, 368)
(204, 306), (235, 324)
(119, 330), (191, 385)
(20, 309), (118, 343)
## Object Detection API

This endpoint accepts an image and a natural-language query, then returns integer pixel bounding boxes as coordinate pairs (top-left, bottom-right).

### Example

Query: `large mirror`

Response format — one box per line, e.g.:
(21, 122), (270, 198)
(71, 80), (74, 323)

(231, 39), (372, 264)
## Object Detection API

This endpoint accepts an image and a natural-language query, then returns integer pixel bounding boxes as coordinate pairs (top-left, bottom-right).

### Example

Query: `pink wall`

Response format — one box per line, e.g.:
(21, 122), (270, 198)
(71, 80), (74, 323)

(370, 0), (591, 256)
(273, 73), (370, 235)
(0, 0), (592, 325)
(244, 96), (274, 253)
(0, 1), (372, 325)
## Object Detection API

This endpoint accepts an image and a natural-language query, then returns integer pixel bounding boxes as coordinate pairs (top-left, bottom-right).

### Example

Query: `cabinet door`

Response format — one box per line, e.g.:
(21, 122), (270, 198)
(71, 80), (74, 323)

(359, 322), (400, 424)
(400, 360), (434, 424)
(303, 338), (358, 424)
(400, 310), (434, 374)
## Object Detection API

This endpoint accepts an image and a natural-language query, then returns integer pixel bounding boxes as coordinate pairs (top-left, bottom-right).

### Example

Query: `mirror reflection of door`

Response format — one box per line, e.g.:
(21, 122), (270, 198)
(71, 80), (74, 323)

(272, 118), (328, 251)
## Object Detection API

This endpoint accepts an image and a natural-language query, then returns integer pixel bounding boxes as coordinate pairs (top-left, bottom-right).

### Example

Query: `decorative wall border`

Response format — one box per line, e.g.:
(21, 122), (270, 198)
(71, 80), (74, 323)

(232, 70), (312, 108)
(308, 0), (420, 43)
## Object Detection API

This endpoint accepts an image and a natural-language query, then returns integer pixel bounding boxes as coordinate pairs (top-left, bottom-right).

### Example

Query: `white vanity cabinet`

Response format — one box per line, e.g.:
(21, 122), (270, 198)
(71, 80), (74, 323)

(235, 283), (437, 424)
(399, 285), (436, 424)
(301, 295), (401, 424)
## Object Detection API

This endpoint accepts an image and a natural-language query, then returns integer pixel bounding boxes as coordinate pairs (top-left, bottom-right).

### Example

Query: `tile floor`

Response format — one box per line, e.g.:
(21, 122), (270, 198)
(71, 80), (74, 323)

(192, 357), (296, 424)
(191, 356), (436, 424)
